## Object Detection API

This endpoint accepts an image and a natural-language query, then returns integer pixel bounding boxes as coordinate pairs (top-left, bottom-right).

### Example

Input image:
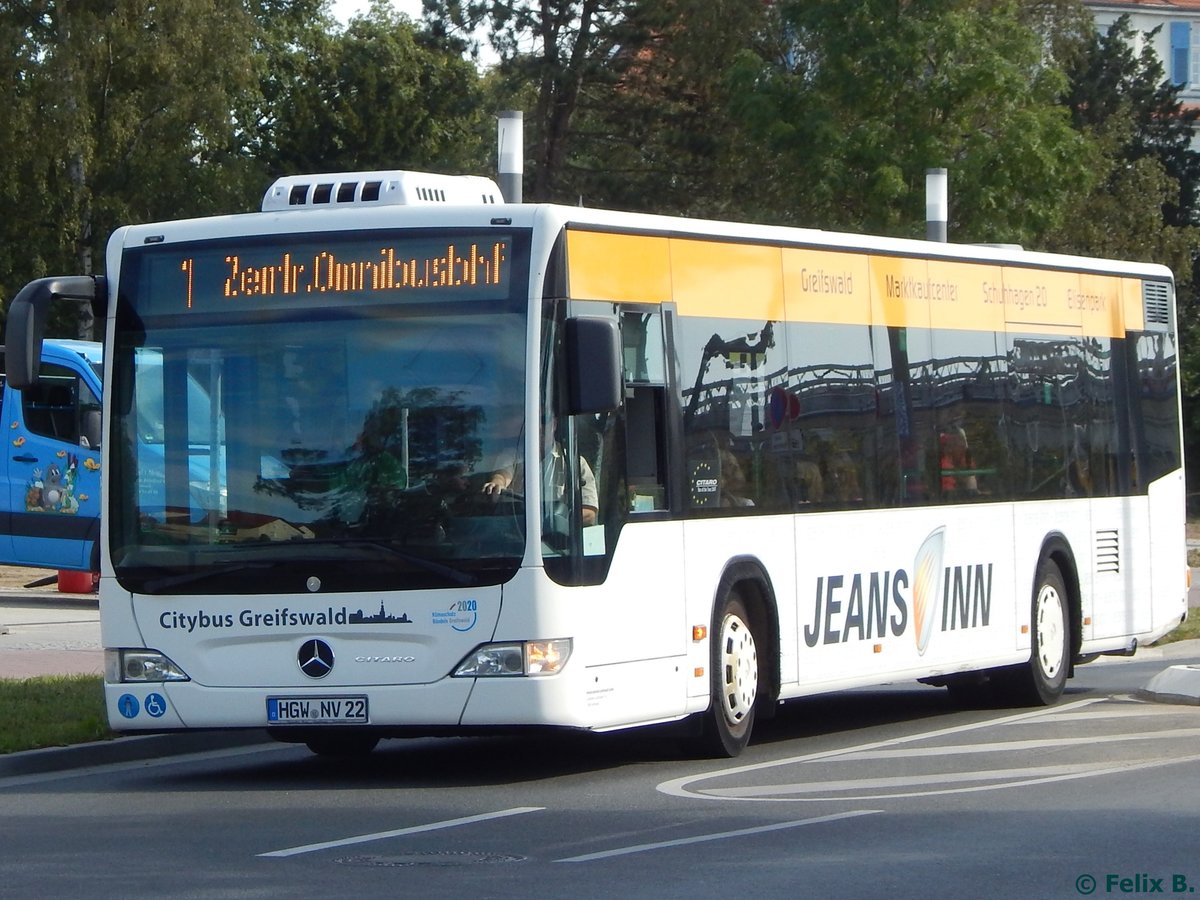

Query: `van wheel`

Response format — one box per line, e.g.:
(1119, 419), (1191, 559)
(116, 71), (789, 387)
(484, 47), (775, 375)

(697, 591), (759, 757)
(1004, 559), (1069, 706)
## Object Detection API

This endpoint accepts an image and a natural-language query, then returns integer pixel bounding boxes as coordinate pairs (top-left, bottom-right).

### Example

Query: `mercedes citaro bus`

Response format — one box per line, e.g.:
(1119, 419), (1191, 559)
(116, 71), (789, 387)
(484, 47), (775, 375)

(5, 169), (1186, 758)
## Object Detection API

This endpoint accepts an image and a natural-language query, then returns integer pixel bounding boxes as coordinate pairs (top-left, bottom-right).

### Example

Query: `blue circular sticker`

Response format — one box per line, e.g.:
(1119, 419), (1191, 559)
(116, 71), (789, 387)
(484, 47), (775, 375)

(117, 694), (140, 719)
(144, 693), (167, 718)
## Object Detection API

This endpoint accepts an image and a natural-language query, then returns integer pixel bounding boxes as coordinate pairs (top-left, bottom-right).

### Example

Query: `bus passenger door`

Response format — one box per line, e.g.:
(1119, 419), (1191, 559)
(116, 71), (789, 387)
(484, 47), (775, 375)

(553, 304), (688, 676)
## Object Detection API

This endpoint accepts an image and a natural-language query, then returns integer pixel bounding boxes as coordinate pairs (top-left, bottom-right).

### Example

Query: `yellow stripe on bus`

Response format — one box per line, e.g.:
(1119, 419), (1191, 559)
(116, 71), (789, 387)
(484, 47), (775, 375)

(564, 230), (672, 303)
(566, 229), (1145, 339)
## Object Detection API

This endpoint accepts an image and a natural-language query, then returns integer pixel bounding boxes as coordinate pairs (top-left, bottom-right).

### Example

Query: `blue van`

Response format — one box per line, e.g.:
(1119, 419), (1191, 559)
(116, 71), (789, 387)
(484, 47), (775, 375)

(0, 339), (102, 572)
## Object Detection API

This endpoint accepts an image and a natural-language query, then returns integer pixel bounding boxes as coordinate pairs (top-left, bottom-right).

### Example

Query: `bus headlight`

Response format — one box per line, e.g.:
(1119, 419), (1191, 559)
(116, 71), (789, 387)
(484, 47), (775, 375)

(106, 649), (190, 683)
(452, 639), (572, 677)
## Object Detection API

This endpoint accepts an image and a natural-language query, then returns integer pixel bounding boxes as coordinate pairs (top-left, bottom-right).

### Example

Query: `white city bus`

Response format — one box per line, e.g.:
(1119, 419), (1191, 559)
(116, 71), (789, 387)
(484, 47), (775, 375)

(5, 170), (1188, 757)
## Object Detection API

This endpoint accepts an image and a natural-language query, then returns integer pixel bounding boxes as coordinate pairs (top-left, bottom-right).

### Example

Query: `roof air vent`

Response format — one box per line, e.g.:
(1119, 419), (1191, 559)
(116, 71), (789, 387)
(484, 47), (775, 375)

(262, 170), (504, 211)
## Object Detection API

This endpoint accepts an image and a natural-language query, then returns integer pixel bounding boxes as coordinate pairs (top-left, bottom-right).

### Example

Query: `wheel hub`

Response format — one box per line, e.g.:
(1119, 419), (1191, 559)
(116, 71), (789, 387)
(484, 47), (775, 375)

(719, 614), (758, 725)
(1035, 584), (1065, 679)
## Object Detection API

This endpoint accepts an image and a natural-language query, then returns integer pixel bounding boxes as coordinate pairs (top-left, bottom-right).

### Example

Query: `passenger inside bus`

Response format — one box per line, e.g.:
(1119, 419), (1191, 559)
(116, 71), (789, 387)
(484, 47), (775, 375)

(717, 446), (755, 507)
(938, 423), (979, 497)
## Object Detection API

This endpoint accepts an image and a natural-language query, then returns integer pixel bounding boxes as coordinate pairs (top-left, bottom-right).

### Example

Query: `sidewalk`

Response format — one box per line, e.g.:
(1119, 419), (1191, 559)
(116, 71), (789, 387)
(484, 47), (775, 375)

(0, 566), (101, 680)
(0, 567), (269, 776)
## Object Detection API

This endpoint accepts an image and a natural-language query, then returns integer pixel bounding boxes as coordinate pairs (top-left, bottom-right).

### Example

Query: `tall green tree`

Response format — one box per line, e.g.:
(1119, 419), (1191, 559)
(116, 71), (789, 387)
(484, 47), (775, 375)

(561, 0), (775, 216)
(422, 0), (639, 201)
(1052, 13), (1200, 498)
(1048, 13), (1199, 273)
(726, 0), (1100, 241)
(257, 2), (488, 178)
(0, 5), (43, 307)
(1061, 14), (1200, 229)
(0, 0), (491, 338)
(0, 0), (260, 336)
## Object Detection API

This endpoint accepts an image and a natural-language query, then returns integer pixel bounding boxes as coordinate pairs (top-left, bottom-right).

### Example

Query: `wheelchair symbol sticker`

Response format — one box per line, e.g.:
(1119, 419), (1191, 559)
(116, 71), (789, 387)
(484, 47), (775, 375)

(144, 693), (167, 718)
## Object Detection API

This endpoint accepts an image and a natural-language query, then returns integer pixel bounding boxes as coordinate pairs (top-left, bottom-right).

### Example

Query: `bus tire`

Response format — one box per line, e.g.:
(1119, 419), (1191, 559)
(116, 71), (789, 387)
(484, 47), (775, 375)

(699, 590), (759, 758)
(1006, 559), (1070, 706)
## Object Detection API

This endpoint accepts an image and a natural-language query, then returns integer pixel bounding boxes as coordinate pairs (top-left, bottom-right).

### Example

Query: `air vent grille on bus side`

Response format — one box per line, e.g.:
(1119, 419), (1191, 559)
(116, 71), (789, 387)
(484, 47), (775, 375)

(1095, 529), (1120, 575)
(1142, 281), (1171, 331)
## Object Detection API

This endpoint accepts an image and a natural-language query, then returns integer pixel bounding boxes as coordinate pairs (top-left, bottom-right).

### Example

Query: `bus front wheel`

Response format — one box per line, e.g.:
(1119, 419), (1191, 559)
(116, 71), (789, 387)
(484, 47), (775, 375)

(699, 591), (759, 757)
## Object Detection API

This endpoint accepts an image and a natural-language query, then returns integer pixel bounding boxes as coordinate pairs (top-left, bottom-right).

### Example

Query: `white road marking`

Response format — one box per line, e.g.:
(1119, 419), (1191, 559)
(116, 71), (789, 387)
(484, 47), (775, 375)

(258, 807), (543, 858)
(657, 697), (1105, 800)
(1034, 704), (1194, 723)
(657, 697), (1200, 802)
(835, 727), (1200, 760)
(554, 809), (882, 863)
(702, 756), (1200, 799)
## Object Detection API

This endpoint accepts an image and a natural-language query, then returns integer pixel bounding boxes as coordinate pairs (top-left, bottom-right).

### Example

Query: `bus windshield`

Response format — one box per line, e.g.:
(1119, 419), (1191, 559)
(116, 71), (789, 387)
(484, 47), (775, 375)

(110, 229), (529, 594)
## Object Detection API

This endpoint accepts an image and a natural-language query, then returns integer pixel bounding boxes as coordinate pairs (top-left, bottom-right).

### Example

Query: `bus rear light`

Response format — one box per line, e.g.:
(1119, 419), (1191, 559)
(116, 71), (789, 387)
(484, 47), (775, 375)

(105, 649), (190, 684)
(452, 639), (572, 678)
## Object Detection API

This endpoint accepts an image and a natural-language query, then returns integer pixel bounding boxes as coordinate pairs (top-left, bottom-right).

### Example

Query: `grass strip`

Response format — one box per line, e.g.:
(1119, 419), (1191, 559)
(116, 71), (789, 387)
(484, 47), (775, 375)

(0, 674), (114, 754)
(1154, 612), (1200, 645)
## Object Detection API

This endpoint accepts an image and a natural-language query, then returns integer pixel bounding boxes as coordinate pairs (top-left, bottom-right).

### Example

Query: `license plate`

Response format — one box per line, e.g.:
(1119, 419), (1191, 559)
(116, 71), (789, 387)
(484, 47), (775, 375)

(266, 696), (369, 724)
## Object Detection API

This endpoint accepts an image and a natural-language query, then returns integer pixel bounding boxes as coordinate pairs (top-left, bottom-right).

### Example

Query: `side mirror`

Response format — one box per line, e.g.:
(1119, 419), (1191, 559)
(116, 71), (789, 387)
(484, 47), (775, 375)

(565, 316), (622, 415)
(5, 275), (104, 389)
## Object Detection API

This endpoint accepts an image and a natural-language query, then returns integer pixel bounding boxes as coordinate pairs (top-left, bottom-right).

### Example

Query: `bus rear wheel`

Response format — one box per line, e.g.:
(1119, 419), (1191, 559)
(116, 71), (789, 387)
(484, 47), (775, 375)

(1004, 559), (1069, 706)
(698, 591), (759, 758)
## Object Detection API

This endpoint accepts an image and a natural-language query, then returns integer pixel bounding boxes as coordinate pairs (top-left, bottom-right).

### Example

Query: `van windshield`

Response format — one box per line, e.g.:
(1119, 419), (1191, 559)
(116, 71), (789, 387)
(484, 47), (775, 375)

(110, 229), (529, 594)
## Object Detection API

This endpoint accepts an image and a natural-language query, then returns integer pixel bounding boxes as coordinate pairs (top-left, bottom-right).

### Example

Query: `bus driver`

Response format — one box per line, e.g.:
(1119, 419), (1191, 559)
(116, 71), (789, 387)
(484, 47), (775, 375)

(482, 424), (598, 526)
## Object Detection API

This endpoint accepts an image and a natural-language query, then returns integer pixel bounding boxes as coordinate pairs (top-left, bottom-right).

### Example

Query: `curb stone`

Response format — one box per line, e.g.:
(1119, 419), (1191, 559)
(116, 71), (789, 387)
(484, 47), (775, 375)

(0, 730), (271, 778)
(1138, 664), (1200, 706)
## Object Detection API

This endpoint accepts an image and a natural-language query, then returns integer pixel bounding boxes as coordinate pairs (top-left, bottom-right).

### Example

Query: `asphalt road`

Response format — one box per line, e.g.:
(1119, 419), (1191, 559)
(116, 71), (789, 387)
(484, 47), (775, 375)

(1, 647), (1198, 900)
(1, 567), (1198, 898)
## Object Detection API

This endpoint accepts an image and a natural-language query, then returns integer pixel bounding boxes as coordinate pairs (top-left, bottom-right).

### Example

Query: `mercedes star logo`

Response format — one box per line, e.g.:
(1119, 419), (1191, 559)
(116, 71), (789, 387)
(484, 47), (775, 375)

(298, 639), (335, 679)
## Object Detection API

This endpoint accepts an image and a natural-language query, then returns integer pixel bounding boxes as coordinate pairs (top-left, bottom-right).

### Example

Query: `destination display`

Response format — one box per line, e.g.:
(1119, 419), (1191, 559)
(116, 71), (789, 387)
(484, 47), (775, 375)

(136, 232), (512, 315)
